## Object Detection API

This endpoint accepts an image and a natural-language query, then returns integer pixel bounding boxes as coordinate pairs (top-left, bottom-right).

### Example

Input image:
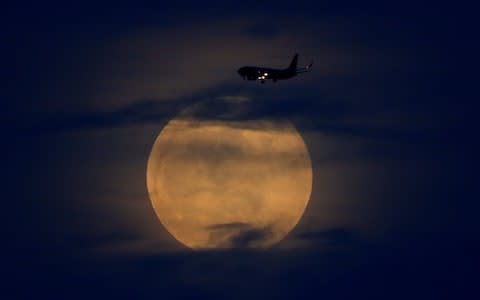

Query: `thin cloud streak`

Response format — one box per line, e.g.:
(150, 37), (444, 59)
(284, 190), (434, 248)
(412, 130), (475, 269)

(19, 88), (451, 146)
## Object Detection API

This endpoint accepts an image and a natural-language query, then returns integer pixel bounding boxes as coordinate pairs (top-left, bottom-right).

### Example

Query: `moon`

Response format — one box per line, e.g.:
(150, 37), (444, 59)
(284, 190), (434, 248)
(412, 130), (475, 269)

(147, 116), (312, 249)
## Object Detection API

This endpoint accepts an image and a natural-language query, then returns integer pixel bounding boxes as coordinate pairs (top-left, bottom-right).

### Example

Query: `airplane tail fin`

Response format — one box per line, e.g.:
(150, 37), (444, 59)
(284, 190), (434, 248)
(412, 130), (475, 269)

(288, 53), (299, 71)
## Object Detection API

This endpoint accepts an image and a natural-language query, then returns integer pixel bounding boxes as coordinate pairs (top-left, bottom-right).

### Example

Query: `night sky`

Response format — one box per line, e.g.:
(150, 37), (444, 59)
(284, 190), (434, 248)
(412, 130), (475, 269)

(3, 1), (478, 299)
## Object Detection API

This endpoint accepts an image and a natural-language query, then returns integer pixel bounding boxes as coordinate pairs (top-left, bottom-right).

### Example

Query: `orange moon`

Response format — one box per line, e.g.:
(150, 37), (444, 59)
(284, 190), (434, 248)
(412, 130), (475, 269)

(146, 118), (312, 249)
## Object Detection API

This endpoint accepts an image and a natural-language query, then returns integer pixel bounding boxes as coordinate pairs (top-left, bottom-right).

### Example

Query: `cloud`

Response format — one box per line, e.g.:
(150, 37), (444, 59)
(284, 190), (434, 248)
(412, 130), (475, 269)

(10, 231), (476, 300)
(206, 222), (273, 248)
(9, 11), (442, 147)
(19, 87), (447, 148)
(207, 222), (250, 230)
(217, 95), (250, 103)
(296, 227), (362, 248)
(21, 99), (181, 134)
(229, 226), (273, 248)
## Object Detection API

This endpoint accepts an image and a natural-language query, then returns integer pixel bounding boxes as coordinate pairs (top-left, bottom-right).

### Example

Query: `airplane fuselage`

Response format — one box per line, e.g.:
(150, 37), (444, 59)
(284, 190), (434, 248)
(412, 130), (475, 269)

(237, 66), (296, 82)
(237, 54), (311, 83)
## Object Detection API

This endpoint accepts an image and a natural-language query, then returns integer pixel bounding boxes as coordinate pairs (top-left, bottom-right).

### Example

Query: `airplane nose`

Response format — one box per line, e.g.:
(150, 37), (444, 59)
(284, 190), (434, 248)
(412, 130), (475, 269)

(238, 67), (247, 75)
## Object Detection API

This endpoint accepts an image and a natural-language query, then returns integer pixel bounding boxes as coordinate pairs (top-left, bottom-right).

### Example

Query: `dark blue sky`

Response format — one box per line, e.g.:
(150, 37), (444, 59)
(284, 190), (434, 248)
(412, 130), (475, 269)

(2, 1), (478, 299)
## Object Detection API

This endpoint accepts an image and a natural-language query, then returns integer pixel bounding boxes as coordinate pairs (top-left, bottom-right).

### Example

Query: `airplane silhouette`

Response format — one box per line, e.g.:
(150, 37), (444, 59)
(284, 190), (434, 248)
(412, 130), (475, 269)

(237, 53), (313, 83)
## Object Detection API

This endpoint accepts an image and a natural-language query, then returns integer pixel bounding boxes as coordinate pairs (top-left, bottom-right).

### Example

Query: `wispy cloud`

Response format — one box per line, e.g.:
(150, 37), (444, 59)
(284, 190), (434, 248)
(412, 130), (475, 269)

(206, 222), (273, 248)
(296, 227), (363, 248)
(18, 86), (447, 147)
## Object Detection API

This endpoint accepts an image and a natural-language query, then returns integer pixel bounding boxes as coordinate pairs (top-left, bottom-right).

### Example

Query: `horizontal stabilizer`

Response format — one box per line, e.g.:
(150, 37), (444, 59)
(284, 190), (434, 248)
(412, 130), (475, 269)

(296, 60), (313, 73)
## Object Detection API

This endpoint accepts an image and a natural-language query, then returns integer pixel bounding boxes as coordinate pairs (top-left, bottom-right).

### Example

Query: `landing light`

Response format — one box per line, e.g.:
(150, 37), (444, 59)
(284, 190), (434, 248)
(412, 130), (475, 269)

(264, 73), (268, 76)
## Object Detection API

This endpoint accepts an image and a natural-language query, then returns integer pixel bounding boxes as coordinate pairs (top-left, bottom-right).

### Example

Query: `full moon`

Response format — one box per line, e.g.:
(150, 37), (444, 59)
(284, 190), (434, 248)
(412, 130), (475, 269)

(147, 117), (312, 249)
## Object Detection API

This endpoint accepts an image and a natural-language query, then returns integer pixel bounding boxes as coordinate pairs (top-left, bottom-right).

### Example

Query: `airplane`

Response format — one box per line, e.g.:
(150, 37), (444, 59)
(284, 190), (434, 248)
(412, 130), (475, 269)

(237, 53), (313, 83)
